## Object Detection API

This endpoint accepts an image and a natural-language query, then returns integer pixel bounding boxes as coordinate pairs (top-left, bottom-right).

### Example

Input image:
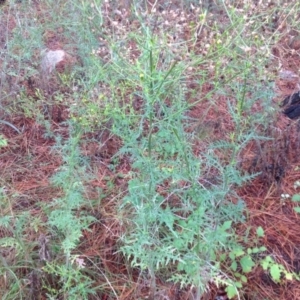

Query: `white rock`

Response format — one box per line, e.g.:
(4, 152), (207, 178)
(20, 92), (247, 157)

(40, 49), (66, 75)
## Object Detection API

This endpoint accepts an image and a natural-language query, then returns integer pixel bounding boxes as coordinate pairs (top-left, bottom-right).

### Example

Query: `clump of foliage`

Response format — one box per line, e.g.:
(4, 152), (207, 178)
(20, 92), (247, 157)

(1, 0), (300, 299)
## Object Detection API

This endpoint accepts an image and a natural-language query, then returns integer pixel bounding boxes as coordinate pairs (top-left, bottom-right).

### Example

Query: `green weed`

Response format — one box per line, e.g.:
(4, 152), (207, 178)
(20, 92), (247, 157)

(1, 1), (300, 299)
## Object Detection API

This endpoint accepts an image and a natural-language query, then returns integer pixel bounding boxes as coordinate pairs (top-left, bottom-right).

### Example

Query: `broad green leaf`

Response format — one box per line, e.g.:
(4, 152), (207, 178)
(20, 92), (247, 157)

(292, 194), (300, 202)
(231, 248), (245, 258)
(222, 220), (232, 231)
(259, 246), (267, 252)
(294, 207), (300, 213)
(220, 253), (227, 261)
(229, 252), (235, 260)
(234, 272), (242, 278)
(251, 247), (261, 254)
(270, 264), (281, 282)
(230, 260), (237, 271)
(285, 272), (293, 280)
(210, 250), (217, 261)
(256, 226), (264, 237)
(240, 255), (255, 273)
(226, 286), (237, 299)
(261, 257), (271, 270)
(0, 136), (7, 147)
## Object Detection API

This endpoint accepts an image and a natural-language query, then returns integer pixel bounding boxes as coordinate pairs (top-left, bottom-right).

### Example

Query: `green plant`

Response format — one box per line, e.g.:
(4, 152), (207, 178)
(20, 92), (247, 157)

(260, 255), (296, 283)
(223, 225), (299, 299)
(43, 122), (96, 298)
(105, 23), (266, 298)
(42, 256), (96, 300)
(257, 228), (298, 283)
(223, 239), (266, 298)
(0, 209), (38, 299)
(101, 2), (292, 296)
(0, 134), (8, 147)
(292, 193), (300, 213)
(1, 1), (300, 299)
(47, 123), (95, 253)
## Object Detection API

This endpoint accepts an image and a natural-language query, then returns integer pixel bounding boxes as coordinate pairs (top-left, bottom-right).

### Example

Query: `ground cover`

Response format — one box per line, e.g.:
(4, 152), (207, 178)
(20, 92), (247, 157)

(1, 1), (300, 299)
